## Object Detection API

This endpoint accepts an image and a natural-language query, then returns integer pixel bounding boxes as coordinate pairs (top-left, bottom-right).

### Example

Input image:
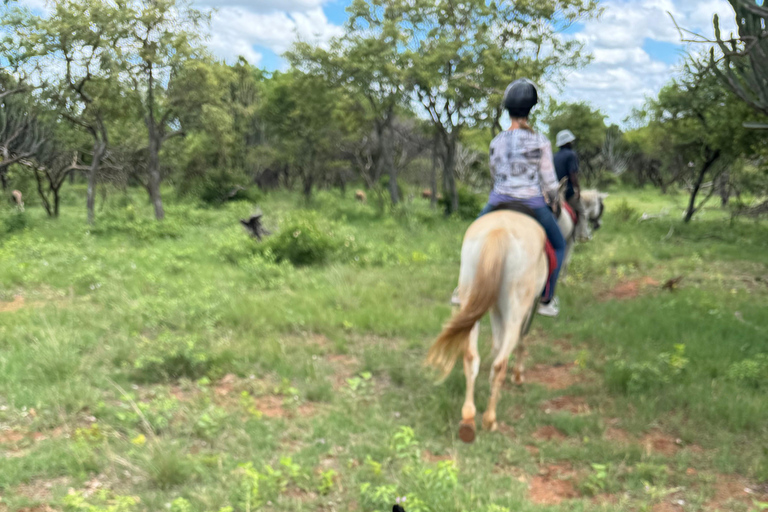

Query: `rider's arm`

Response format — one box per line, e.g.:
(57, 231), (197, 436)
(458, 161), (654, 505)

(569, 153), (581, 200)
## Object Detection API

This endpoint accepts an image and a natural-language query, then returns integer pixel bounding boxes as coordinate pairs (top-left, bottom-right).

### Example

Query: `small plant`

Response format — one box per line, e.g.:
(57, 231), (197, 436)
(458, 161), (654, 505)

(194, 406), (229, 441)
(605, 344), (689, 395)
(131, 333), (217, 383)
(613, 199), (638, 222)
(170, 498), (192, 512)
(317, 468), (337, 495)
(580, 463), (609, 496)
(147, 445), (191, 489)
(346, 371), (373, 395)
(727, 355), (768, 389)
(63, 490), (139, 512)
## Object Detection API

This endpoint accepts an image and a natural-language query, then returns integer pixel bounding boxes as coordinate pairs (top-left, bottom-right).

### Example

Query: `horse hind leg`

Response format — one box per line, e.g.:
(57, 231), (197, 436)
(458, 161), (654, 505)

(513, 302), (537, 386)
(482, 314), (525, 432)
(459, 322), (481, 443)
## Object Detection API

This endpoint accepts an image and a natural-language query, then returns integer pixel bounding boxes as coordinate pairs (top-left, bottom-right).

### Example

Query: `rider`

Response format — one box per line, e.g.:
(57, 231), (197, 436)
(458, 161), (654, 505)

(451, 78), (565, 317)
(554, 129), (589, 240)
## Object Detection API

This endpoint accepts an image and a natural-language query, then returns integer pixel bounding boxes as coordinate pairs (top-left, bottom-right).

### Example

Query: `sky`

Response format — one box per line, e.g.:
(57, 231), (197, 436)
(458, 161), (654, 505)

(20, 0), (738, 125)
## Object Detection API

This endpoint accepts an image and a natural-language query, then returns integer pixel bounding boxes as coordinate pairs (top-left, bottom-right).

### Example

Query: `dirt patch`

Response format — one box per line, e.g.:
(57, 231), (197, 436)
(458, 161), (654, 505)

(525, 363), (588, 390)
(532, 425), (566, 441)
(327, 354), (359, 390)
(652, 503), (682, 512)
(602, 277), (660, 301)
(706, 474), (768, 510)
(422, 450), (453, 463)
(528, 464), (580, 505)
(0, 429), (25, 444)
(541, 395), (590, 415)
(641, 430), (681, 457)
(605, 427), (632, 444)
(253, 395), (316, 419)
(284, 487), (319, 502)
(214, 374), (240, 397)
(15, 476), (70, 502)
(0, 295), (26, 313)
(525, 445), (540, 456)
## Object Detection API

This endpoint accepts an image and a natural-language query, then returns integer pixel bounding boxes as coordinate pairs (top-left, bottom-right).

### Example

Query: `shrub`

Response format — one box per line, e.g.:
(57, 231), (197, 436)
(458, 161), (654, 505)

(131, 333), (223, 383)
(265, 212), (338, 266)
(613, 199), (638, 223)
(439, 184), (484, 220)
(727, 355), (768, 389)
(2, 210), (27, 234)
(605, 344), (689, 395)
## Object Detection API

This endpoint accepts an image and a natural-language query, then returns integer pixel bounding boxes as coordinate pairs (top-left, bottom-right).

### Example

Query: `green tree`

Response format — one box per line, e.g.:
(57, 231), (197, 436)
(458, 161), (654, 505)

(22, 0), (128, 224)
(290, 0), (408, 205)
(360, 0), (597, 213)
(122, 0), (210, 220)
(262, 70), (348, 199)
(644, 63), (760, 222)
(544, 100), (607, 183)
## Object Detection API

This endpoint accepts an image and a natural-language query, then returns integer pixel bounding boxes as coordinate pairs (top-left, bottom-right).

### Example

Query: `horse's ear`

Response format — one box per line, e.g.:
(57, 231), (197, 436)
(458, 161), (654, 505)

(558, 176), (568, 192)
(600, 193), (610, 199)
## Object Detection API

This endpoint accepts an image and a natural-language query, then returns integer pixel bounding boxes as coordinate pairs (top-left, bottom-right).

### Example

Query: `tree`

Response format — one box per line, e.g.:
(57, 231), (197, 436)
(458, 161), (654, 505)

(544, 100), (607, 183)
(23, 0), (127, 224)
(711, 0), (768, 117)
(291, 1), (408, 205)
(0, 92), (47, 189)
(261, 70), (348, 199)
(122, 0), (209, 220)
(369, 0), (597, 213)
(645, 64), (759, 222)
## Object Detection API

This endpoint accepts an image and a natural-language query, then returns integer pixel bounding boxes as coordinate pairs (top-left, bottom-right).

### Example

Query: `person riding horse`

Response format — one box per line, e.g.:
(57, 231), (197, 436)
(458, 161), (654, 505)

(452, 78), (565, 317)
(554, 129), (590, 240)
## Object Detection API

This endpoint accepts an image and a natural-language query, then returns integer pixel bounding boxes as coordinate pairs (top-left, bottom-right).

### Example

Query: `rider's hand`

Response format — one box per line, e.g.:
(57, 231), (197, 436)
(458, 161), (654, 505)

(551, 199), (562, 218)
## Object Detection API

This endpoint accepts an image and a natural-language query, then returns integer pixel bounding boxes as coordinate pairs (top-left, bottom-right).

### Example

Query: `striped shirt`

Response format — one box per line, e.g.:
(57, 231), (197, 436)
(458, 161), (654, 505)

(488, 129), (559, 205)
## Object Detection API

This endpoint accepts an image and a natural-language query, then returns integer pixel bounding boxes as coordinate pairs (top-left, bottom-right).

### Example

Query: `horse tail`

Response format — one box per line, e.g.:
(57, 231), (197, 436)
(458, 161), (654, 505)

(427, 228), (509, 379)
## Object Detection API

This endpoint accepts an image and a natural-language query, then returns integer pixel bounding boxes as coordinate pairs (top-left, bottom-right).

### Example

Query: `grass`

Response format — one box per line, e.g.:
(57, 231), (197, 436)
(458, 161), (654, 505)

(0, 184), (767, 512)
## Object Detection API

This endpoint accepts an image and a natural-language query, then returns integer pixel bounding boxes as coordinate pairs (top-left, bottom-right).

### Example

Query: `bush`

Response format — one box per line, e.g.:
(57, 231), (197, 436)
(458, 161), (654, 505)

(131, 332), (226, 383)
(612, 199), (638, 223)
(605, 344), (689, 395)
(2, 210), (27, 234)
(439, 184), (484, 220)
(727, 355), (768, 389)
(196, 168), (254, 206)
(265, 212), (338, 266)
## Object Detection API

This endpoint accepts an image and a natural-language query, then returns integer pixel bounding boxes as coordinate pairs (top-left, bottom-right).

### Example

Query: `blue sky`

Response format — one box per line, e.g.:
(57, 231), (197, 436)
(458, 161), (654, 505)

(20, 0), (737, 124)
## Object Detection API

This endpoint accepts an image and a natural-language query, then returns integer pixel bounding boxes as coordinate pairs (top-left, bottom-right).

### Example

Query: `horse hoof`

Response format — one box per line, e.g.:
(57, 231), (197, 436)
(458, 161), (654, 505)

(482, 418), (498, 432)
(514, 374), (525, 386)
(458, 421), (476, 443)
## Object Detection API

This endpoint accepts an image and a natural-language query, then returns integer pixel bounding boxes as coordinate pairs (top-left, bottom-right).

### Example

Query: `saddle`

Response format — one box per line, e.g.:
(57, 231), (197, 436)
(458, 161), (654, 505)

(488, 202), (558, 297)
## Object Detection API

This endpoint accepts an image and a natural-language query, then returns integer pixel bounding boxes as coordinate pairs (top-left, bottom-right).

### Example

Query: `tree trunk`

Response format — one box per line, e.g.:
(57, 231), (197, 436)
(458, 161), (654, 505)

(443, 137), (459, 214)
(33, 168), (53, 217)
(684, 149), (720, 223)
(147, 125), (165, 221)
(53, 187), (61, 217)
(303, 171), (313, 199)
(718, 171), (730, 207)
(87, 141), (106, 225)
(0, 171), (7, 191)
(430, 135), (438, 209)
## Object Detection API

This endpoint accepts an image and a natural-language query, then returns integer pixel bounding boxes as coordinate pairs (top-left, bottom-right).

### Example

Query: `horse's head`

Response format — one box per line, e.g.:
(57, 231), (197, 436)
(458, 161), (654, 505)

(581, 190), (608, 231)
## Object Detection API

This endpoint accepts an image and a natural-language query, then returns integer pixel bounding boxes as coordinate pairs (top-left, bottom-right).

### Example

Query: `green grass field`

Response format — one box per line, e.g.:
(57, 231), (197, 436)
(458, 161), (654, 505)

(1, 186), (767, 512)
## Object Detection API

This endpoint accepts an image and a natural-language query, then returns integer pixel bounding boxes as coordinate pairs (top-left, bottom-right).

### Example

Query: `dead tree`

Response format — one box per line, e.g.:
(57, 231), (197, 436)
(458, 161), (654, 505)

(711, 1), (768, 117)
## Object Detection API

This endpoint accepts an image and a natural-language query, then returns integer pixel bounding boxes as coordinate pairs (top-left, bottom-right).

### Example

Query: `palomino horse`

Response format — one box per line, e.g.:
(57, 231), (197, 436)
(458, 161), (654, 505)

(428, 185), (607, 443)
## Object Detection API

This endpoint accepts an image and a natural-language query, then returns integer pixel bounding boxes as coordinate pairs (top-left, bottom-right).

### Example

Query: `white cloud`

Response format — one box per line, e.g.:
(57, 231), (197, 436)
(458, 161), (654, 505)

(198, 0), (329, 13)
(202, 3), (342, 65)
(557, 0), (737, 124)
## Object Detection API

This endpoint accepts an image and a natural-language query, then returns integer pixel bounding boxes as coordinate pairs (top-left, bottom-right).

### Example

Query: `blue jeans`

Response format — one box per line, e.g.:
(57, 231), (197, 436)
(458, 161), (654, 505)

(478, 203), (565, 302)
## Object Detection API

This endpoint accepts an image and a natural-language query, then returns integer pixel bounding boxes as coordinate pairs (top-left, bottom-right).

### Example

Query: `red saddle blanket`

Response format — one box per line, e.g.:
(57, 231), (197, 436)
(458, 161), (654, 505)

(563, 202), (578, 224)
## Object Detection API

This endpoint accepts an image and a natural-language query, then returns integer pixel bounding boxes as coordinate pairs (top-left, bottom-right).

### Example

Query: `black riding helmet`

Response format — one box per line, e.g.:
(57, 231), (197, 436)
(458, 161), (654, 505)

(503, 78), (538, 118)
